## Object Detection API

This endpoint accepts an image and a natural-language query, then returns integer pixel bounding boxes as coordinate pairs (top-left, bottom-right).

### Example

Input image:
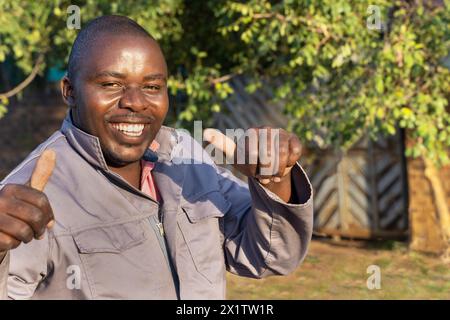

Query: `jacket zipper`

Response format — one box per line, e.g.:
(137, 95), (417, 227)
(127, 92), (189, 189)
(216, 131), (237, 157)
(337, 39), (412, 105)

(149, 213), (169, 266)
(157, 208), (165, 236)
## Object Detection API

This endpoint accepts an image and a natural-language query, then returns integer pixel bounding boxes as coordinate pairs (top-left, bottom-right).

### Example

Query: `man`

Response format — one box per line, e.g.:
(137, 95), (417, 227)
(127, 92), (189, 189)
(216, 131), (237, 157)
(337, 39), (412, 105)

(0, 15), (313, 299)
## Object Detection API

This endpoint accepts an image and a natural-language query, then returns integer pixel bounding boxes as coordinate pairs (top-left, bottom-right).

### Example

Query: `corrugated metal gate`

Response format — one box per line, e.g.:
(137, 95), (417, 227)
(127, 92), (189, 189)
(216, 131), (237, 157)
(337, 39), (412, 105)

(304, 133), (409, 239)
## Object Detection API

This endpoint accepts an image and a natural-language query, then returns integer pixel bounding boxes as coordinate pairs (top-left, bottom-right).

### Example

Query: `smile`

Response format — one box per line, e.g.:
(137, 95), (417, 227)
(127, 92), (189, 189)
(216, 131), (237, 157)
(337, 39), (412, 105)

(110, 123), (146, 137)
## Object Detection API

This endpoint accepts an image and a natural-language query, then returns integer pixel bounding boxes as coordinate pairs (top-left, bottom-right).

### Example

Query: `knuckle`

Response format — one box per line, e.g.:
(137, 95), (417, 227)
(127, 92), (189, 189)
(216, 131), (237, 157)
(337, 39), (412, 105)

(1, 236), (14, 249)
(29, 208), (45, 227)
(11, 240), (21, 250)
(35, 192), (49, 209)
(278, 146), (289, 156)
(293, 143), (302, 154)
(0, 184), (15, 196)
(0, 197), (6, 210)
(18, 226), (33, 243)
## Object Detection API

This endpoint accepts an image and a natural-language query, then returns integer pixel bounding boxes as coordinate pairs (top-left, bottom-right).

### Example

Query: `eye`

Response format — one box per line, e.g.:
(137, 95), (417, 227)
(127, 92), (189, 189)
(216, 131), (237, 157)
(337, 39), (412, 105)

(101, 82), (121, 88)
(143, 84), (161, 91)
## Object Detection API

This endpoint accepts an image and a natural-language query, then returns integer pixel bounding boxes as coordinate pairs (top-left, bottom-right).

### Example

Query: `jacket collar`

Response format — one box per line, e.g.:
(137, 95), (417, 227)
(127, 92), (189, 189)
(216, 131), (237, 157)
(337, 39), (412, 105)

(60, 111), (178, 171)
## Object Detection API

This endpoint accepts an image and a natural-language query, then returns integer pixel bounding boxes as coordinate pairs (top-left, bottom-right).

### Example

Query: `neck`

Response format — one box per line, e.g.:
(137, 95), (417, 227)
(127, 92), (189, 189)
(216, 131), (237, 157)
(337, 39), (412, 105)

(108, 160), (142, 190)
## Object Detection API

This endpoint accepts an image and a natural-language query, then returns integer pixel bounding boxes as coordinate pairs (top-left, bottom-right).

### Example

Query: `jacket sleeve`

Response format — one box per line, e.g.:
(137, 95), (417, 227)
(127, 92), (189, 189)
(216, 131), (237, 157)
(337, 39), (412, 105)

(0, 252), (9, 300)
(1, 233), (50, 300)
(218, 163), (313, 278)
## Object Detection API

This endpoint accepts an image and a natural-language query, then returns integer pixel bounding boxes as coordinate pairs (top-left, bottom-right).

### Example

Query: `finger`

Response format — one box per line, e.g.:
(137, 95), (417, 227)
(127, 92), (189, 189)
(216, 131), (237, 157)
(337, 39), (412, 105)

(272, 132), (291, 182)
(46, 219), (55, 229)
(0, 231), (21, 252)
(2, 197), (51, 239)
(0, 214), (34, 244)
(287, 135), (302, 168)
(30, 149), (56, 192)
(258, 128), (280, 182)
(5, 185), (55, 229)
(233, 128), (259, 176)
(258, 178), (271, 185)
(245, 128), (259, 176)
(29, 149), (56, 228)
(3, 185), (55, 232)
(257, 128), (274, 185)
(272, 140), (289, 183)
(279, 136), (302, 178)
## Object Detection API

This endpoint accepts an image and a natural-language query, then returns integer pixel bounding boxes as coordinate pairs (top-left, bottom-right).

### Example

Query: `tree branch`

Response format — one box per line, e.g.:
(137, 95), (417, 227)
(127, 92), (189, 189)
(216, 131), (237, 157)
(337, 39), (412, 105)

(252, 12), (286, 22)
(251, 12), (333, 42)
(0, 53), (45, 100)
(209, 73), (238, 85)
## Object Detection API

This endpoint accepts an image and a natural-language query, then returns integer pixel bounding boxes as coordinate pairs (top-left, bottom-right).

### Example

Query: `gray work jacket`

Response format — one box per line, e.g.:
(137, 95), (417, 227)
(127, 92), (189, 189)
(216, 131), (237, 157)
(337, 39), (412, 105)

(0, 115), (313, 299)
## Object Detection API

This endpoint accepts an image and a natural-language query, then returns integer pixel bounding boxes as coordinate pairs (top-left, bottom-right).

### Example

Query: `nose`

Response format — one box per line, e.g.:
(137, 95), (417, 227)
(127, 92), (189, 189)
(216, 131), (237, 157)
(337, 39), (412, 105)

(119, 86), (147, 112)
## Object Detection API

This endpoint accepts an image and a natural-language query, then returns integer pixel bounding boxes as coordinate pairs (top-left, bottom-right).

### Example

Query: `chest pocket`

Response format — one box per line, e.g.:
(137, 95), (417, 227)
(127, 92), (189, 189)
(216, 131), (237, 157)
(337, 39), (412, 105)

(72, 219), (147, 254)
(177, 190), (231, 284)
(71, 217), (173, 299)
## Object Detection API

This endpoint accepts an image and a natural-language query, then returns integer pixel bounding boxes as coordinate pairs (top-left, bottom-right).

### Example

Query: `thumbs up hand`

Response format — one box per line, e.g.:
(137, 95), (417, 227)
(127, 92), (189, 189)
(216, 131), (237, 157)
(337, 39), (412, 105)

(0, 150), (56, 260)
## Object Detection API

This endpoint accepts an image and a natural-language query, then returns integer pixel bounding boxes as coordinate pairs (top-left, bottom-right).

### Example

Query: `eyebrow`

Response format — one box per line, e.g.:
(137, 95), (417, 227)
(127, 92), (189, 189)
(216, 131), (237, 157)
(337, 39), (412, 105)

(93, 71), (126, 79)
(92, 71), (167, 82)
(143, 74), (167, 82)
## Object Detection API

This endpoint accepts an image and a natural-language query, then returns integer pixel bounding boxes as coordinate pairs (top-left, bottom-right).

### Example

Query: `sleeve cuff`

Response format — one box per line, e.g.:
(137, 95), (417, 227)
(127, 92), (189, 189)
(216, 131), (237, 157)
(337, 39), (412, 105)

(250, 162), (313, 208)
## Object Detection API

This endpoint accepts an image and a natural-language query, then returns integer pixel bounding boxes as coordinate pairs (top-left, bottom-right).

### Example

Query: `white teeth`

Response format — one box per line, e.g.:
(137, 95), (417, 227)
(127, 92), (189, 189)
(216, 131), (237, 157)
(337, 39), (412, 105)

(111, 123), (145, 137)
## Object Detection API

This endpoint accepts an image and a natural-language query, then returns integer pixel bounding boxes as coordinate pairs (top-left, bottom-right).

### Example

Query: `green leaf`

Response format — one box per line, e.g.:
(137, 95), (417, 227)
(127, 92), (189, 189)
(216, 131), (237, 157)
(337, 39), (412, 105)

(375, 76), (384, 94)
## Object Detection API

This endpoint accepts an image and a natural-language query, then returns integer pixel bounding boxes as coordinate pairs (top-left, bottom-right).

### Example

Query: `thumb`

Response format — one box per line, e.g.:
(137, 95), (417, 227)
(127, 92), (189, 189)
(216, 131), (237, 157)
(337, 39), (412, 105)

(30, 149), (56, 192)
(30, 149), (56, 229)
(203, 128), (236, 160)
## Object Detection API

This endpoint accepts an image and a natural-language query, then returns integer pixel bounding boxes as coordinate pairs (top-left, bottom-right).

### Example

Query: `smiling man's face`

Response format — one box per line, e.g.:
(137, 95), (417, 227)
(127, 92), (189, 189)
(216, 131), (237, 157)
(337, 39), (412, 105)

(62, 32), (169, 167)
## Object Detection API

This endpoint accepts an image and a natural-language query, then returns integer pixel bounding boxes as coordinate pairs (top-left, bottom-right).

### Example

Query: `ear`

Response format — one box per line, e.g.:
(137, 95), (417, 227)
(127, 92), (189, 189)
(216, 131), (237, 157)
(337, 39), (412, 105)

(61, 76), (76, 108)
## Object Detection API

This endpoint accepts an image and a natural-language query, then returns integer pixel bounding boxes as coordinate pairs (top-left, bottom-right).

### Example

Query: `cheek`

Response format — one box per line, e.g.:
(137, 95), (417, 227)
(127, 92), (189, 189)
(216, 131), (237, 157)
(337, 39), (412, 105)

(86, 86), (121, 110)
(77, 88), (116, 135)
(154, 94), (169, 119)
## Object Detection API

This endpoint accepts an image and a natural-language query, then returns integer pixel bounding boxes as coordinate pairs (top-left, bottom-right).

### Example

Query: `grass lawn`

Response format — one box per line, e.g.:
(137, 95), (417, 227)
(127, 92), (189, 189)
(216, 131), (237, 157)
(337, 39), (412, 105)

(226, 239), (450, 299)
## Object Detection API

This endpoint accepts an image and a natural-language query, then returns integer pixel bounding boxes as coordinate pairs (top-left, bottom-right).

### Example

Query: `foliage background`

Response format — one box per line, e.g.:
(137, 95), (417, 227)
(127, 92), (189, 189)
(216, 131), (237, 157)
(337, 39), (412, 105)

(0, 0), (449, 163)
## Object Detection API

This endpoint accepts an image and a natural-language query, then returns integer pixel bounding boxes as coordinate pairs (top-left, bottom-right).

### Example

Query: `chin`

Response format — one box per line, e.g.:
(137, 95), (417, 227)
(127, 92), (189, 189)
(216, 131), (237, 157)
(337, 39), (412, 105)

(103, 146), (146, 167)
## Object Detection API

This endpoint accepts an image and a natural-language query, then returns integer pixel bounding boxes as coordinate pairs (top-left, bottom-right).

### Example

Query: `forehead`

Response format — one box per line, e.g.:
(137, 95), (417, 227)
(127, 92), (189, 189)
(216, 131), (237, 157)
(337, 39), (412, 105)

(79, 33), (167, 77)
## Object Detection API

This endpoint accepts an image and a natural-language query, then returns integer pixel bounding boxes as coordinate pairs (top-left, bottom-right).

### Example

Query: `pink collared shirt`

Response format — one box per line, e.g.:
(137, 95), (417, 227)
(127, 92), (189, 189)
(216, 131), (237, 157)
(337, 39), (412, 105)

(140, 141), (161, 202)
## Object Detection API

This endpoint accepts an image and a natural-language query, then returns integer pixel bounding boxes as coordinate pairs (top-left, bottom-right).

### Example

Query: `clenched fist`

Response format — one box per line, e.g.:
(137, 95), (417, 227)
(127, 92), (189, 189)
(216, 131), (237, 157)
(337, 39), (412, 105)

(0, 150), (56, 262)
(204, 127), (302, 202)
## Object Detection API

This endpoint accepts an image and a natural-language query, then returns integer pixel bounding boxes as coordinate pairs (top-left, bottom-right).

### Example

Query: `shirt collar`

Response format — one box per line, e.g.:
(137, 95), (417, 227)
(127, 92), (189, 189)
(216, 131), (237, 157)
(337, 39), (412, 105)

(60, 111), (178, 171)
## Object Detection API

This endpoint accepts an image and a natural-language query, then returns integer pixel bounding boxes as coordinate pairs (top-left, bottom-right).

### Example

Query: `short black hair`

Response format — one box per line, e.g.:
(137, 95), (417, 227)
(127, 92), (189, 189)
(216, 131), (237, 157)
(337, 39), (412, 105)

(67, 15), (155, 81)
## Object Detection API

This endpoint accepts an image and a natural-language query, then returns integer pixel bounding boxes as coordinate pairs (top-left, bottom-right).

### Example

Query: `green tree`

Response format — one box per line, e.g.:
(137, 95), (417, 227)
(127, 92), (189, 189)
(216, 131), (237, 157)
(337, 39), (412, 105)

(1, 0), (448, 162)
(1, 0), (449, 249)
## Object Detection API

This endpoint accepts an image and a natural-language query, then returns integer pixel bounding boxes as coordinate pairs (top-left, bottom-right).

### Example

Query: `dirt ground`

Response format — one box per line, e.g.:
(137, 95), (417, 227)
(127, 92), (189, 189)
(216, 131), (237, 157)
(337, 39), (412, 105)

(227, 239), (450, 299)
